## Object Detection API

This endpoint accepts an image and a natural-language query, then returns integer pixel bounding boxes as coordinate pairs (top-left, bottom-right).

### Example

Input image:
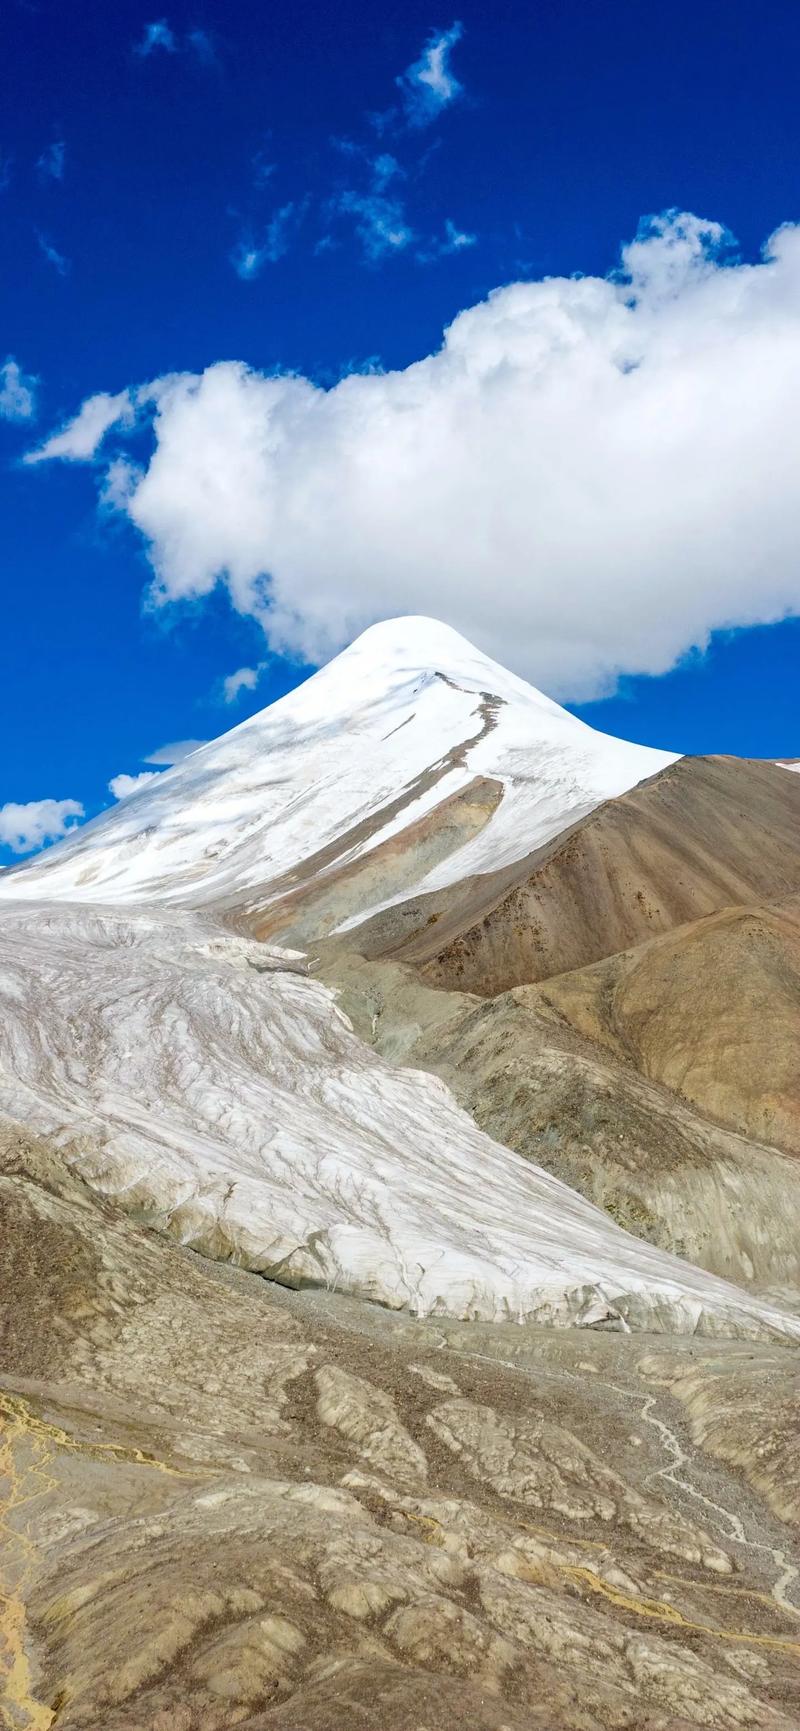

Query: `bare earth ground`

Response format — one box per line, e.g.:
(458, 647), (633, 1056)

(2, 1128), (800, 1731)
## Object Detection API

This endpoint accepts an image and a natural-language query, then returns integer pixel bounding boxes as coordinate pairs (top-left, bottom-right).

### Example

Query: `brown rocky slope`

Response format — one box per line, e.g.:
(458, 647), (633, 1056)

(2, 1127), (800, 1731)
(533, 895), (800, 1159)
(337, 754), (800, 995)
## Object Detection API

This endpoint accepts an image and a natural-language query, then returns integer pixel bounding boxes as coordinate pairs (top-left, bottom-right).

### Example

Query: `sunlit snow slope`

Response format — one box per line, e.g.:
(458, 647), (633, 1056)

(1, 617), (677, 911)
(0, 898), (796, 1339)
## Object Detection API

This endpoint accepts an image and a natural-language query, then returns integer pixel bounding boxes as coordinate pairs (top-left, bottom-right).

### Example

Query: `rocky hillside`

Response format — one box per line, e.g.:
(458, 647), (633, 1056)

(3, 1129), (800, 1731)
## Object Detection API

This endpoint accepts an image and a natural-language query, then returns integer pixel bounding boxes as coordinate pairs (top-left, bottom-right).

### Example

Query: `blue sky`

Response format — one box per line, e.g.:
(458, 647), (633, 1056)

(2, 0), (799, 858)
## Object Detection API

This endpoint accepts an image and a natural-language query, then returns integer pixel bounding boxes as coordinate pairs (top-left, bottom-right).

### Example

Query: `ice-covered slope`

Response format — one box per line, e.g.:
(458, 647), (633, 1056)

(1, 618), (677, 910)
(0, 896), (796, 1340)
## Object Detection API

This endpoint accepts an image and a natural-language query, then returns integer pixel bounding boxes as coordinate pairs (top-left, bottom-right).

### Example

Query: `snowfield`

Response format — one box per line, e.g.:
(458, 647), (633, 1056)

(0, 617), (677, 912)
(0, 896), (797, 1340)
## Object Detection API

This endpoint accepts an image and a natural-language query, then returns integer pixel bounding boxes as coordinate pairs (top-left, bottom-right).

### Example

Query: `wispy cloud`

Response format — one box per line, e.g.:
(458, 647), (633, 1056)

(37, 139), (65, 182)
(108, 771), (161, 800)
(0, 797), (84, 855)
(327, 150), (413, 262)
(99, 455), (142, 511)
(36, 231), (69, 275)
(25, 389), (134, 464)
(134, 18), (177, 56)
(416, 217), (477, 263)
(231, 201), (305, 279)
(222, 665), (261, 703)
(397, 22), (464, 129)
(143, 740), (207, 764)
(134, 20), (218, 63)
(334, 189), (413, 262)
(0, 358), (37, 422)
(252, 148), (276, 189)
(187, 27), (216, 64)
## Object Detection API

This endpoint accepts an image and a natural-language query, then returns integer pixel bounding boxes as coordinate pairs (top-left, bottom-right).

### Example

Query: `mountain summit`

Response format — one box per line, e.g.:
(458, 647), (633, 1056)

(2, 615), (675, 908)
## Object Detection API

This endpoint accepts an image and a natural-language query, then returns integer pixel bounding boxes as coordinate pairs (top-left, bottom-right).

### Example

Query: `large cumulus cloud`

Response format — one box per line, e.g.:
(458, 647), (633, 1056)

(30, 211), (800, 697)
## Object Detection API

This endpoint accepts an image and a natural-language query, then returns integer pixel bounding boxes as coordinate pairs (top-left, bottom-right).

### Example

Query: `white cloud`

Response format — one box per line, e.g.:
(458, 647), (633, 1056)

(32, 210), (800, 698)
(327, 152), (469, 267)
(99, 454), (142, 508)
(0, 358), (37, 422)
(108, 771), (162, 800)
(37, 140), (65, 182)
(0, 798), (84, 855)
(398, 22), (464, 128)
(134, 21), (216, 61)
(36, 232), (69, 275)
(330, 153), (413, 262)
(441, 218), (475, 252)
(25, 389), (134, 464)
(232, 202), (305, 279)
(222, 666), (260, 703)
(143, 740), (207, 764)
(134, 19), (176, 55)
(417, 217), (476, 263)
(334, 188), (413, 261)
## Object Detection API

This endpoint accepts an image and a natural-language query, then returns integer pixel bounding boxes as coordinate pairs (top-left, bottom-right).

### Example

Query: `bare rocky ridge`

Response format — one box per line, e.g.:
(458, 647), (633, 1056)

(309, 754), (800, 994)
(2, 1129), (800, 1731)
(323, 944), (800, 1291)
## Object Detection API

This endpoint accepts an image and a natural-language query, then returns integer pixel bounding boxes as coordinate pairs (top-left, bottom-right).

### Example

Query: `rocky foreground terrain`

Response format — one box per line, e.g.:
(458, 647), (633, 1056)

(3, 1127), (800, 1731)
(2, 617), (800, 1727)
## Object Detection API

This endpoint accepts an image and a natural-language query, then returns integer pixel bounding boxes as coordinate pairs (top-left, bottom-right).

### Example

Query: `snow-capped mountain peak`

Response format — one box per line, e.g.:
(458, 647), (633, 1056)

(0, 616), (677, 909)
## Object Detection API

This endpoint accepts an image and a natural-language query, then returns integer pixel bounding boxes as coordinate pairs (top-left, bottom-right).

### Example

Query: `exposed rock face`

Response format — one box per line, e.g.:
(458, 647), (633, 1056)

(531, 897), (800, 1158)
(425, 1397), (732, 1570)
(3, 1130), (800, 1731)
(340, 754), (800, 994)
(316, 1364), (429, 1490)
